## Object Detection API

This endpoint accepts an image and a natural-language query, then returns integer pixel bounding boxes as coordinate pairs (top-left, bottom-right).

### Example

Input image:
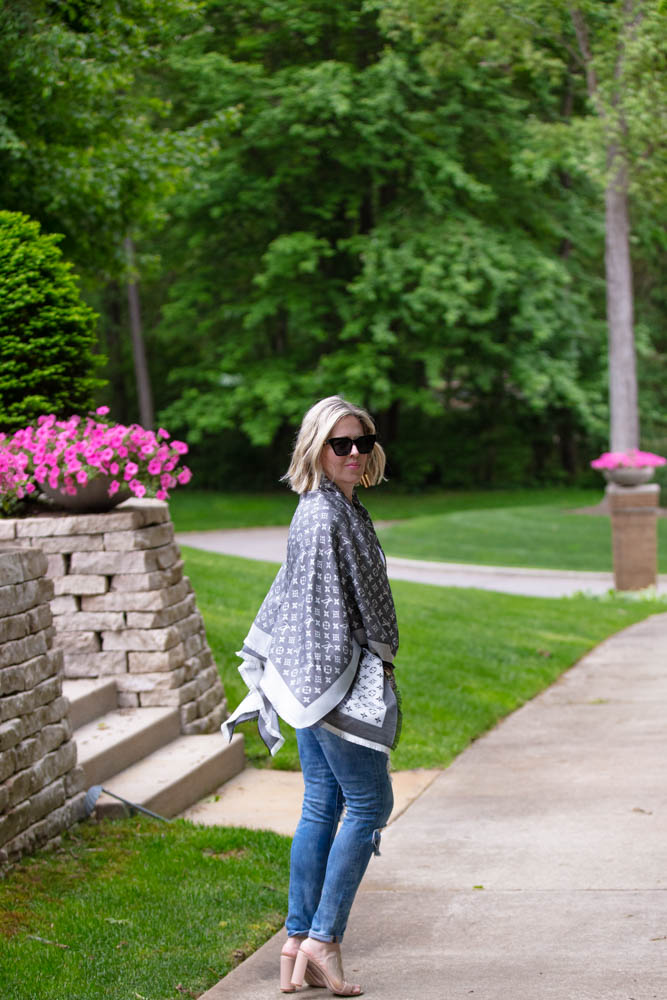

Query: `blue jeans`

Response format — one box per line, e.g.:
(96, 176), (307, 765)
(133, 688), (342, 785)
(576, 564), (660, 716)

(286, 726), (394, 943)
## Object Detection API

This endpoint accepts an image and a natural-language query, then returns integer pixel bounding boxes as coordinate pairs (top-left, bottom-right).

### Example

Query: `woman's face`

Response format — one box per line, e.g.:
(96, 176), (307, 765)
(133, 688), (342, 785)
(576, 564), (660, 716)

(320, 415), (368, 500)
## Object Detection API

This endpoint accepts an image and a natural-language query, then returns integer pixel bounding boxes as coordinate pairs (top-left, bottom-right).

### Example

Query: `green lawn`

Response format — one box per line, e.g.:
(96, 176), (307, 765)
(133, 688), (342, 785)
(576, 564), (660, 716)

(181, 546), (666, 770)
(168, 485), (601, 532)
(3, 547), (664, 1000)
(0, 817), (290, 1000)
(170, 486), (667, 572)
(377, 503), (667, 572)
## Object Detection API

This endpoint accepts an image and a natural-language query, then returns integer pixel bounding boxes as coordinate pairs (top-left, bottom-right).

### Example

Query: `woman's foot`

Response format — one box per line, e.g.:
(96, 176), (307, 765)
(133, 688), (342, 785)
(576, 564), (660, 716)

(291, 939), (362, 996)
(280, 935), (327, 992)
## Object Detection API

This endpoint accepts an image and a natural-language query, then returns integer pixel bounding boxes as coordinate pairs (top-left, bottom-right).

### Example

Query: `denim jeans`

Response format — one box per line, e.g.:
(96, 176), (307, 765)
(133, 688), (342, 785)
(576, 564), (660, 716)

(286, 726), (394, 943)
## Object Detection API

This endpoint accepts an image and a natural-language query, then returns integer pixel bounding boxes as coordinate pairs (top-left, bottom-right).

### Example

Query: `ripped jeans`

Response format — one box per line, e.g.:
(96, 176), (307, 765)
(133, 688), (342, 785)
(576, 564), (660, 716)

(286, 726), (394, 943)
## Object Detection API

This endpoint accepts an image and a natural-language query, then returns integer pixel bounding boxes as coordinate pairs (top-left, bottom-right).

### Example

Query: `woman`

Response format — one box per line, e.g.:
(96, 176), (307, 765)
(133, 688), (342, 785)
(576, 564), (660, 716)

(222, 396), (400, 997)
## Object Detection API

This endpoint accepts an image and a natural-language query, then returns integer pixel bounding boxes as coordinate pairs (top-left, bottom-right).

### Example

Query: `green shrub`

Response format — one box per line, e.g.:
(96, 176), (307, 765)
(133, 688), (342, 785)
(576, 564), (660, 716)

(0, 211), (105, 432)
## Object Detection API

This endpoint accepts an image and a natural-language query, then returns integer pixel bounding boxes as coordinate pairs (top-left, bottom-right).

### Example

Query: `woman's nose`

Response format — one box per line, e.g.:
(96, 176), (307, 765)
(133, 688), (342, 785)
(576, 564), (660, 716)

(350, 442), (360, 455)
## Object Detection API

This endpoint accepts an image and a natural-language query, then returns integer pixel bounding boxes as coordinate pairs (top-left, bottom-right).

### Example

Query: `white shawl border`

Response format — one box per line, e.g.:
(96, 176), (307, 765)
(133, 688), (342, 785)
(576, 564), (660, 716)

(221, 480), (399, 755)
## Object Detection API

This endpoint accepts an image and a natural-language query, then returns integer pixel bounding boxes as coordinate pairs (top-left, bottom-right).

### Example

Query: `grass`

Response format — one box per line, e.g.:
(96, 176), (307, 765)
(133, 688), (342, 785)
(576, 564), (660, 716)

(0, 816), (291, 1000)
(180, 546), (667, 771)
(4, 547), (665, 999)
(377, 503), (667, 572)
(170, 486), (667, 572)
(168, 486), (602, 532)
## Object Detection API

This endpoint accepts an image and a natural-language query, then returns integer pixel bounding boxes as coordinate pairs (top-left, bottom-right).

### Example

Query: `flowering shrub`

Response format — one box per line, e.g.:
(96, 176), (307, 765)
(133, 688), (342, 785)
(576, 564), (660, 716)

(0, 407), (192, 511)
(591, 449), (666, 471)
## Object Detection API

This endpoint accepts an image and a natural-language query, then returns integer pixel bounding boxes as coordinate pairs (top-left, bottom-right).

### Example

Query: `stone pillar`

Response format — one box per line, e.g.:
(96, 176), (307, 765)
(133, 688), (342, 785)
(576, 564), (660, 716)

(607, 483), (660, 591)
(0, 548), (86, 868)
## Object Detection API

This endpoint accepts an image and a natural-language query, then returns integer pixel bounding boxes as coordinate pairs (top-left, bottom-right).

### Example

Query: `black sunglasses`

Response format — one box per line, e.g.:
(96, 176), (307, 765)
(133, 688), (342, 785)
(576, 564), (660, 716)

(326, 434), (377, 457)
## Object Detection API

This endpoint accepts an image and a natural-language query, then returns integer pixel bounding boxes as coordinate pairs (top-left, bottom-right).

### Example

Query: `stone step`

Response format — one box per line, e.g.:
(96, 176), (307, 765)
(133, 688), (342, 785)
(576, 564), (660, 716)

(75, 706), (181, 788)
(93, 732), (245, 819)
(63, 677), (118, 730)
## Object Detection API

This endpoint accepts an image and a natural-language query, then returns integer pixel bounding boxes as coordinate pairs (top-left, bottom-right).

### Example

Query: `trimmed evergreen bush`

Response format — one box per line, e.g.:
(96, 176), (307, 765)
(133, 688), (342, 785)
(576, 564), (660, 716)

(0, 211), (105, 432)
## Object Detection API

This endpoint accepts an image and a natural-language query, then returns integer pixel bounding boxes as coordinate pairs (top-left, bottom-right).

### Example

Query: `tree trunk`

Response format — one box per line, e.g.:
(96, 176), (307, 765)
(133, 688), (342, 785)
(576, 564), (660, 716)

(124, 237), (154, 429)
(604, 149), (639, 452)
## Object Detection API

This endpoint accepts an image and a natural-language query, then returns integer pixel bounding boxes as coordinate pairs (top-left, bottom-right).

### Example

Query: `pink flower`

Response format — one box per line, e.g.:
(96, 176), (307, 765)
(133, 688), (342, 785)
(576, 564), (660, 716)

(123, 461), (139, 481)
(129, 479), (146, 498)
(158, 428), (170, 439)
(177, 467), (192, 485)
(156, 489), (168, 500)
(148, 458), (162, 475)
(108, 480), (120, 496)
(109, 462), (119, 475)
(117, 445), (128, 458)
(591, 449), (666, 470)
(160, 473), (176, 489)
(96, 406), (110, 416)
(76, 469), (88, 485)
(171, 440), (188, 455)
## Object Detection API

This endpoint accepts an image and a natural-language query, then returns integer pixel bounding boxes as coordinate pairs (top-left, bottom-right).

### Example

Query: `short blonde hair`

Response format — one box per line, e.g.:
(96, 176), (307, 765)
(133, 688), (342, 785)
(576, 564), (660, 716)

(283, 396), (386, 495)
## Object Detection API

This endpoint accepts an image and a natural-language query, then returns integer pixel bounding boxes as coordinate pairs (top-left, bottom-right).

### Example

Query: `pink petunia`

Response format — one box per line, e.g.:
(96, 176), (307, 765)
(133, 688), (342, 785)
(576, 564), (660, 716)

(177, 467), (192, 485)
(109, 462), (119, 475)
(160, 473), (176, 489)
(156, 489), (168, 500)
(96, 406), (110, 416)
(147, 458), (162, 475)
(129, 479), (146, 498)
(158, 428), (170, 439)
(76, 469), (88, 485)
(171, 440), (188, 455)
(108, 480), (120, 496)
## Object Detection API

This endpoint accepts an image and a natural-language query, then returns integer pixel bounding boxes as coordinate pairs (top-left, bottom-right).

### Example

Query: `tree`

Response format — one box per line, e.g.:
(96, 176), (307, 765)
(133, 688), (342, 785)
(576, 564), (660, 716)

(0, 211), (104, 431)
(0, 0), (209, 425)
(380, 0), (667, 453)
(144, 0), (610, 487)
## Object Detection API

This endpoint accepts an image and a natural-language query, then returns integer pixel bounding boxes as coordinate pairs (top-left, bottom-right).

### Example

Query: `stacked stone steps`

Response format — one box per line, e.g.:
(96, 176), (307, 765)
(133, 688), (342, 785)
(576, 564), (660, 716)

(63, 678), (245, 819)
(65, 677), (118, 729)
(94, 732), (245, 819)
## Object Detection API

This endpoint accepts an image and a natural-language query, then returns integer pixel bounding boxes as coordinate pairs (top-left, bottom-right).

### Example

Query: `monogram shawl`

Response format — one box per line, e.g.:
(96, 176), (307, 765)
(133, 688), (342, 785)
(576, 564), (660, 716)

(221, 478), (399, 755)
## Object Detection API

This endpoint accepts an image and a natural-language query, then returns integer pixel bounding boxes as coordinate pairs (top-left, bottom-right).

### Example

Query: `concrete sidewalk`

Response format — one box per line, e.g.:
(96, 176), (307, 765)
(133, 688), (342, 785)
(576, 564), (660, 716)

(175, 527), (667, 597)
(199, 612), (667, 1000)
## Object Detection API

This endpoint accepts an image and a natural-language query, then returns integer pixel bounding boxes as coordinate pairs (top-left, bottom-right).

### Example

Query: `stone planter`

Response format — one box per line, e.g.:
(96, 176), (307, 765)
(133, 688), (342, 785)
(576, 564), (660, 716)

(603, 466), (655, 488)
(41, 476), (131, 513)
(0, 499), (226, 734)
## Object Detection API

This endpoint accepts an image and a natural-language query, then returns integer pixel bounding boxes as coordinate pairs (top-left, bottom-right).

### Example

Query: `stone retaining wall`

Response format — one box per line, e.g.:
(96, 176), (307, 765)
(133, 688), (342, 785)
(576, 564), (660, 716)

(0, 548), (86, 867)
(0, 500), (226, 734)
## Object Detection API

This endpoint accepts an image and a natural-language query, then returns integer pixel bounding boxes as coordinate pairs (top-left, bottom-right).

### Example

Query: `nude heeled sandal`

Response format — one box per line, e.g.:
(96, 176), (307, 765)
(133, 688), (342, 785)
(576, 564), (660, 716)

(280, 943), (327, 993)
(290, 941), (363, 996)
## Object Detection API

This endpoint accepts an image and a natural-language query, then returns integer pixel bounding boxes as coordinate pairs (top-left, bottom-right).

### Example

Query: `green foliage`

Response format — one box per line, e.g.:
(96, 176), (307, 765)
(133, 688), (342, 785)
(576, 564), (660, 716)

(2, 0), (664, 485)
(143, 0), (612, 488)
(0, 211), (105, 431)
(0, 0), (206, 277)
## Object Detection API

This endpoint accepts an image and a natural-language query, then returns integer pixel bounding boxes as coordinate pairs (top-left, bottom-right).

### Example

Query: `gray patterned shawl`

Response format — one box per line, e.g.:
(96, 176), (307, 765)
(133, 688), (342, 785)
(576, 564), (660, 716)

(221, 478), (399, 755)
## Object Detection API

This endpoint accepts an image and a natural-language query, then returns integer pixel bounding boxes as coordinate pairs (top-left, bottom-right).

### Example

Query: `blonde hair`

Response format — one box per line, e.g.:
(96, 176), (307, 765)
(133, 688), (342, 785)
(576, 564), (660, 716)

(283, 396), (386, 495)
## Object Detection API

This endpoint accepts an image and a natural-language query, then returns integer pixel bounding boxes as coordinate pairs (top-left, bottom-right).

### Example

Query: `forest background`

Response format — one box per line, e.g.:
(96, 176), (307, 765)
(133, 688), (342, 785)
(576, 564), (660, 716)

(1, 0), (666, 492)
